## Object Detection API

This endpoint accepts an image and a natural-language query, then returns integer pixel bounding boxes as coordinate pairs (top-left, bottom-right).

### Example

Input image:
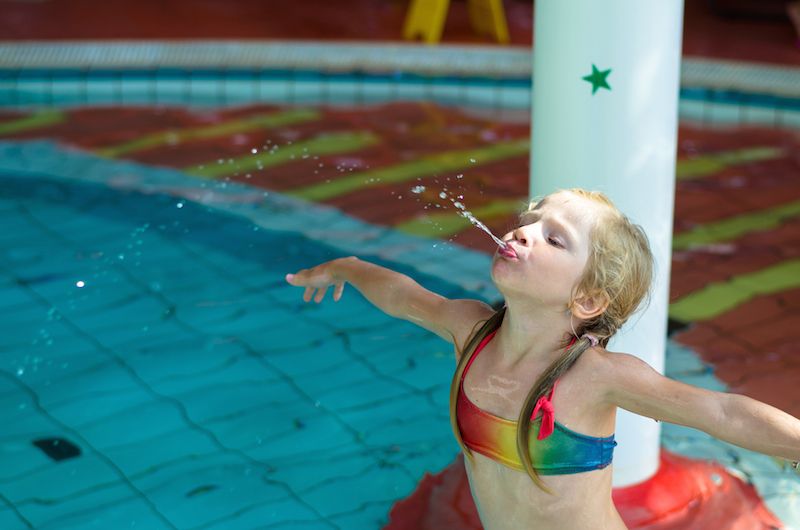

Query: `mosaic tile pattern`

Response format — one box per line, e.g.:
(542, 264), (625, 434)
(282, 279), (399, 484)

(0, 147), (497, 529)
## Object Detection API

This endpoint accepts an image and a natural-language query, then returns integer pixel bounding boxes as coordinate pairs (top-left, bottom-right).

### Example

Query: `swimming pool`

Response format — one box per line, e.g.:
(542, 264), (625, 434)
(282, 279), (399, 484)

(2, 41), (800, 529)
(0, 140), (502, 529)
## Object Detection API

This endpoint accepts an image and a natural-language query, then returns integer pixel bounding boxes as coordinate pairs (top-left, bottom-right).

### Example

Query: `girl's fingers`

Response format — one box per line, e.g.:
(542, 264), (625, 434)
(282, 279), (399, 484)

(303, 287), (315, 302)
(333, 281), (344, 301)
(314, 286), (329, 303)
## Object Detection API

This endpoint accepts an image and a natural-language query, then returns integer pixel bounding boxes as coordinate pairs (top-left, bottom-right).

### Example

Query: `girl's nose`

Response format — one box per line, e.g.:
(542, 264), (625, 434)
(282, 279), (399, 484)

(513, 227), (528, 246)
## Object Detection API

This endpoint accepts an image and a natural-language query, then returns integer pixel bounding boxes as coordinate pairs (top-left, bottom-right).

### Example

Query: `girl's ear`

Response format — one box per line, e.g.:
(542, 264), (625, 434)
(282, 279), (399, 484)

(571, 291), (610, 320)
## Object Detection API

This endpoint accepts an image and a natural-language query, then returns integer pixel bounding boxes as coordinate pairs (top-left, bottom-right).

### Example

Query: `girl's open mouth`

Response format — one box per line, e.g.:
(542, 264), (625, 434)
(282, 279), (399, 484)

(498, 246), (518, 259)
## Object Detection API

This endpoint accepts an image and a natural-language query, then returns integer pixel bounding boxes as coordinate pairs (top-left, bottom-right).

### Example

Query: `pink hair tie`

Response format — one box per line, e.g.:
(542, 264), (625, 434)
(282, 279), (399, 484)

(582, 334), (599, 347)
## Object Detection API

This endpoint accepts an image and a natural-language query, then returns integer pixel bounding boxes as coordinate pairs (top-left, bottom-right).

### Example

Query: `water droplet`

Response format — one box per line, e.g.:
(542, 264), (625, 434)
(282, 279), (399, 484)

(438, 192), (447, 199)
(411, 185), (426, 194)
(177, 202), (184, 208)
(75, 281), (85, 288)
(469, 158), (476, 163)
(251, 148), (258, 154)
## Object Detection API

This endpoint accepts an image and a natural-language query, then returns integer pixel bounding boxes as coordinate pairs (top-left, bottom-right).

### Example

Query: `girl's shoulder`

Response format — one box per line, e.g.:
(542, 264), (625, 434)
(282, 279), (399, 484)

(445, 299), (497, 361)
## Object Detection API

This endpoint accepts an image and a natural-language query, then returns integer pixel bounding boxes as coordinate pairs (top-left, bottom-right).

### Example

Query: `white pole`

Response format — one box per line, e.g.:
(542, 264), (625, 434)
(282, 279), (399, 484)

(530, 0), (684, 487)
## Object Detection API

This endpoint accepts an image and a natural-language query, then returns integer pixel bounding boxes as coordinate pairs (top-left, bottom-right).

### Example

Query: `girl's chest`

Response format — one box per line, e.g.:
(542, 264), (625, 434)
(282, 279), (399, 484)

(461, 345), (606, 431)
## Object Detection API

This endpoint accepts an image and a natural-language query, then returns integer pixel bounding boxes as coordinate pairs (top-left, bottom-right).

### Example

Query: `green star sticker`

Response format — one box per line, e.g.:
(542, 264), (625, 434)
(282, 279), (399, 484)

(582, 64), (612, 95)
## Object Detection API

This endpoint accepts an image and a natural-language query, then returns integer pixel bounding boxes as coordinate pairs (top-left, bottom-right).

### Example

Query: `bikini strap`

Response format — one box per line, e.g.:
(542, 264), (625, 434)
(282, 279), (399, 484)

(462, 329), (498, 380)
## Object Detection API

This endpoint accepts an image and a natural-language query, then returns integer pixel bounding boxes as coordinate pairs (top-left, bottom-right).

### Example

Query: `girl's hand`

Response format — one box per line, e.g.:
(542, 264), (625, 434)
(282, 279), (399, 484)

(285, 258), (350, 303)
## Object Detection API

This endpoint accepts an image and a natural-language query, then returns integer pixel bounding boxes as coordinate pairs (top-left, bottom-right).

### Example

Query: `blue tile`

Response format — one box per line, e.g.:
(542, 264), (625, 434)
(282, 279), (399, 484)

(237, 322), (333, 352)
(337, 393), (433, 433)
(0, 319), (78, 350)
(147, 354), (282, 396)
(76, 399), (190, 452)
(38, 496), (173, 530)
(293, 361), (375, 398)
(103, 428), (220, 477)
(1, 453), (122, 505)
(123, 337), (250, 383)
(0, 400), (59, 439)
(267, 349), (352, 378)
(0, 507), (31, 530)
(174, 377), (303, 425)
(318, 379), (410, 411)
(0, 430), (62, 481)
(268, 448), (377, 493)
(243, 413), (353, 462)
(134, 453), (287, 529)
(103, 320), (199, 351)
(329, 500), (392, 529)
(35, 359), (141, 411)
(11, 350), (113, 391)
(198, 497), (323, 530)
(69, 295), (169, 331)
(363, 413), (449, 447)
(301, 462), (415, 518)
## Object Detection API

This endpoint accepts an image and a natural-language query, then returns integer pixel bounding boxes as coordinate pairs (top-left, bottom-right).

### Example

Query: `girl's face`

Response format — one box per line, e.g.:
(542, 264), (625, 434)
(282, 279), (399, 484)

(491, 191), (605, 309)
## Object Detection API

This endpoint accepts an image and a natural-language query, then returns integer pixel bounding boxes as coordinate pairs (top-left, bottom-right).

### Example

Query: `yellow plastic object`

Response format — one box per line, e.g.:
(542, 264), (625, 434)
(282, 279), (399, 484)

(468, 0), (510, 44)
(403, 0), (451, 44)
(403, 0), (510, 44)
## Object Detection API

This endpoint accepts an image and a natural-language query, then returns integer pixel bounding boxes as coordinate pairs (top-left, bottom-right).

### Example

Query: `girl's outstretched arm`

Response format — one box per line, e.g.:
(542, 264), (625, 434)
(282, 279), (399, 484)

(598, 351), (800, 463)
(286, 256), (494, 347)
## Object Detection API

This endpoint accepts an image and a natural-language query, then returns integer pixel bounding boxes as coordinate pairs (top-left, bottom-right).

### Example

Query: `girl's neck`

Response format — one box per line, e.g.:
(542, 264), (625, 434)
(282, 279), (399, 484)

(495, 301), (573, 367)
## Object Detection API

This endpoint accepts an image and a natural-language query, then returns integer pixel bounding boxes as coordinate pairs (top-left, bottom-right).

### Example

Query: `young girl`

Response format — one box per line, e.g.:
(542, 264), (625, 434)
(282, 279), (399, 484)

(285, 188), (800, 530)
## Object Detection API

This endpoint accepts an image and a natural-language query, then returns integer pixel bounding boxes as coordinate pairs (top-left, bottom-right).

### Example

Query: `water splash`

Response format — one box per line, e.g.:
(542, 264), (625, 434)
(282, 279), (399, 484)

(407, 182), (508, 250)
(458, 208), (508, 249)
(443, 190), (507, 249)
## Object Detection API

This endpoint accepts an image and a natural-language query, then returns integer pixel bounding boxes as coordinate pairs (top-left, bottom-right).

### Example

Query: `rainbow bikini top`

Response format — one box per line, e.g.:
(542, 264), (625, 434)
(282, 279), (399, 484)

(456, 329), (617, 475)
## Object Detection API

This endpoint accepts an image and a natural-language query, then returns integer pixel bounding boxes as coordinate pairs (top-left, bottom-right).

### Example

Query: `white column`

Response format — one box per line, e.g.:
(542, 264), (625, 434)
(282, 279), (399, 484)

(530, 0), (684, 487)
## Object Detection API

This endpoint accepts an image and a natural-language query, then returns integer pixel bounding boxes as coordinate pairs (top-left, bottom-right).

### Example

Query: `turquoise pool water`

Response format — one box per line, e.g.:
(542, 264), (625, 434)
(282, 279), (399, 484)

(0, 147), (486, 529)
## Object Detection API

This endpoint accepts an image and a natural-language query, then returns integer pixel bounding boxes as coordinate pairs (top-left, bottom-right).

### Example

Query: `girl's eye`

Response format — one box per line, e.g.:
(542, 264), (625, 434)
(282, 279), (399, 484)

(547, 236), (563, 248)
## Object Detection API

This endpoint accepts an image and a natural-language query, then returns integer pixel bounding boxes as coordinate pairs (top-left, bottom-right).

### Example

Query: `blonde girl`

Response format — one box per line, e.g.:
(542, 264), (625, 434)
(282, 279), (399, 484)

(286, 188), (800, 530)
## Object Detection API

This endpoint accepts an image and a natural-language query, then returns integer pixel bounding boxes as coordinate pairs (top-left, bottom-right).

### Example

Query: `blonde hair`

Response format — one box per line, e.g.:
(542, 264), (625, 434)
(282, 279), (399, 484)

(449, 188), (654, 493)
